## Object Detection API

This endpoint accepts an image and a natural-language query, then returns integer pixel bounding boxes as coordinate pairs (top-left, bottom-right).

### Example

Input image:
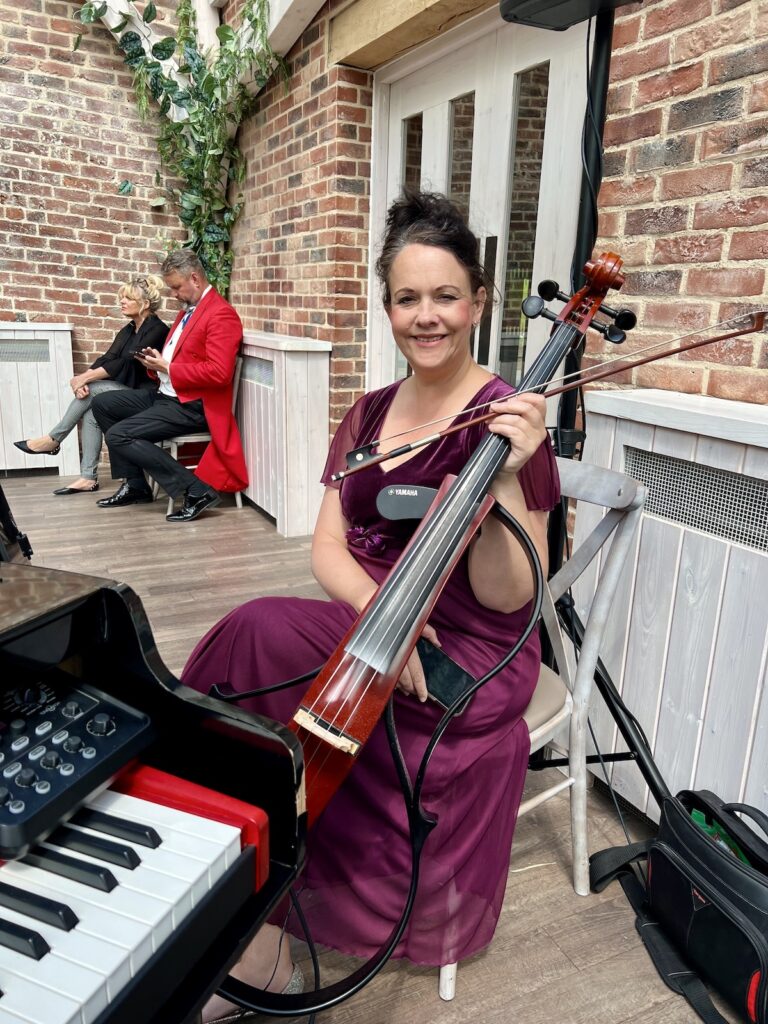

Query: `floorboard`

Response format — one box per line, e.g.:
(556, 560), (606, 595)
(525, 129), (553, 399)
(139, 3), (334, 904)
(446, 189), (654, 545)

(0, 472), (737, 1023)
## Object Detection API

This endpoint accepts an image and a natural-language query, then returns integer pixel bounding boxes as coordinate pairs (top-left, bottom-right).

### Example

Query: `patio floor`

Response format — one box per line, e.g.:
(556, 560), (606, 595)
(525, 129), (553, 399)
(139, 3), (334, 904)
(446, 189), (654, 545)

(1, 470), (733, 1024)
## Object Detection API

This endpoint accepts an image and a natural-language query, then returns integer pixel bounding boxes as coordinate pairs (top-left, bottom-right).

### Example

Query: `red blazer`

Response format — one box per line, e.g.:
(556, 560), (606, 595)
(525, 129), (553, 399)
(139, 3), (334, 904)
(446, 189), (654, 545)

(165, 288), (248, 493)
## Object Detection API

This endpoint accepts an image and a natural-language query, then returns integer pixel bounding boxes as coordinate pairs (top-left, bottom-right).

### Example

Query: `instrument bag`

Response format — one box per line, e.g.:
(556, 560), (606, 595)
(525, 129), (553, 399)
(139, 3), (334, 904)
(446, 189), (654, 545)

(590, 789), (768, 1024)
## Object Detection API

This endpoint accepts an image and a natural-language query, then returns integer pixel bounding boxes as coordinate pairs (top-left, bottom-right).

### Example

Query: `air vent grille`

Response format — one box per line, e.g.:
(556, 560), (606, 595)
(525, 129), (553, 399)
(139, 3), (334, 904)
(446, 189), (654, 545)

(624, 447), (768, 553)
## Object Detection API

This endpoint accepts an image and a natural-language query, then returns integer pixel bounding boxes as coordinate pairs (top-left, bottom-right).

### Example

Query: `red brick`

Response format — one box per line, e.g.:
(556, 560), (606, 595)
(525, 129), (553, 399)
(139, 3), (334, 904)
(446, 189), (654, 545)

(610, 40), (671, 82)
(672, 7), (751, 61)
(729, 230), (768, 261)
(634, 362), (705, 394)
(653, 235), (723, 264)
(644, 0), (711, 38)
(749, 79), (768, 113)
(694, 196), (768, 229)
(642, 301), (712, 331)
(701, 117), (768, 160)
(688, 267), (765, 295)
(660, 164), (734, 200)
(603, 108), (663, 148)
(707, 368), (768, 403)
(598, 176), (656, 206)
(636, 64), (705, 106)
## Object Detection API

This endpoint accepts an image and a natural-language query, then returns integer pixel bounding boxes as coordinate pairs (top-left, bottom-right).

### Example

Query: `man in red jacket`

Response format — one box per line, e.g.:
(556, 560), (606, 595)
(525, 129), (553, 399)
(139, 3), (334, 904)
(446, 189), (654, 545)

(92, 250), (248, 522)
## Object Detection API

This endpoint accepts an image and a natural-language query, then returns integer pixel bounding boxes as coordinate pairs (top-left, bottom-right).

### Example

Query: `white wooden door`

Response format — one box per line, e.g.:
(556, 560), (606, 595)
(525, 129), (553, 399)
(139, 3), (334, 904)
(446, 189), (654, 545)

(369, 8), (589, 390)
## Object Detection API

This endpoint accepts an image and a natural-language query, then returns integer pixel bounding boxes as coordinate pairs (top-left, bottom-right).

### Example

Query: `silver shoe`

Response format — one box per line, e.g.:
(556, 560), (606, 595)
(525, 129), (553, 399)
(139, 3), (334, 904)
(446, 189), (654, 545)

(205, 964), (305, 1023)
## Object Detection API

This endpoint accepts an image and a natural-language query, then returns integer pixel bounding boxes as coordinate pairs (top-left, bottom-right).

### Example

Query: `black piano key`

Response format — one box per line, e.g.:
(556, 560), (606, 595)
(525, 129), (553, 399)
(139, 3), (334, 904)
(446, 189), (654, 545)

(0, 917), (50, 960)
(0, 880), (78, 931)
(71, 807), (162, 849)
(22, 848), (118, 892)
(48, 825), (141, 870)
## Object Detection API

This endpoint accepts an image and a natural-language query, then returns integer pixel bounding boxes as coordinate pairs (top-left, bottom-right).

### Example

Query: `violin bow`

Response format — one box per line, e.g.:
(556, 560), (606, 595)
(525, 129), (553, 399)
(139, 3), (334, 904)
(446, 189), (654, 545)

(331, 309), (767, 482)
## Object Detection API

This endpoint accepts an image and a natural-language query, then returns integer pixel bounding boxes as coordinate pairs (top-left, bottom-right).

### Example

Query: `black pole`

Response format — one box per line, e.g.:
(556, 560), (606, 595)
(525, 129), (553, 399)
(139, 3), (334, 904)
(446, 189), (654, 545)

(546, 9), (615, 576)
(538, 10), (615, 690)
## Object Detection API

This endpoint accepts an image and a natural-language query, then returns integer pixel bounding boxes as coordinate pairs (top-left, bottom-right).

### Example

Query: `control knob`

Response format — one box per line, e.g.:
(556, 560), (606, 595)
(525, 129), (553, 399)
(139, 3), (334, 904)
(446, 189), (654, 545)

(40, 751), (62, 770)
(62, 700), (81, 719)
(16, 769), (38, 788)
(87, 713), (115, 737)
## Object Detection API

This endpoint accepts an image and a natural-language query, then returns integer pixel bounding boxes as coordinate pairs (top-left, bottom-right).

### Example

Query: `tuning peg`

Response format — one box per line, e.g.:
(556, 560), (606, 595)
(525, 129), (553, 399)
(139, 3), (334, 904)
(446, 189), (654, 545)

(538, 280), (568, 303)
(591, 320), (626, 344)
(521, 295), (557, 322)
(599, 304), (637, 331)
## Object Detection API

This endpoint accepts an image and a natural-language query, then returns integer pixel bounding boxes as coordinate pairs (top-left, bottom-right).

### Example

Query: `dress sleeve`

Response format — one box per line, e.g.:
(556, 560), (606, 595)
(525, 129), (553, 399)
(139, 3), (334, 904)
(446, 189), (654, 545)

(320, 396), (368, 489)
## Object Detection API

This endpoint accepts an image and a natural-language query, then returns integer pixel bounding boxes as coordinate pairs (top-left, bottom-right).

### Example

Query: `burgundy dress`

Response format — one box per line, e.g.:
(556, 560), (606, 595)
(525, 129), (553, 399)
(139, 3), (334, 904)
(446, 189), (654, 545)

(181, 376), (560, 966)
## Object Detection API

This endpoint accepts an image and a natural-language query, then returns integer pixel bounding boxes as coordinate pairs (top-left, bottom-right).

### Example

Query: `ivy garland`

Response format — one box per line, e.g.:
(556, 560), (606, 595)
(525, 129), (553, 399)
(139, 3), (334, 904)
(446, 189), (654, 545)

(74, 0), (284, 296)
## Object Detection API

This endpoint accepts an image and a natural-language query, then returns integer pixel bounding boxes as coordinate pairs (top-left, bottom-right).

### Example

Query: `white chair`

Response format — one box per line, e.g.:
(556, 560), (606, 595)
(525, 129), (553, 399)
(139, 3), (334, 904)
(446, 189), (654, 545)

(155, 356), (245, 515)
(438, 456), (646, 1001)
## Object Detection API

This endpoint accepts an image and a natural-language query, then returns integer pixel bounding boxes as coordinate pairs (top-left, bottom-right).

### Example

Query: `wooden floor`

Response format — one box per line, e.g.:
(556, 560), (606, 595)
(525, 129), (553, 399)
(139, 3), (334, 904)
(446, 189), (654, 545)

(1, 471), (735, 1024)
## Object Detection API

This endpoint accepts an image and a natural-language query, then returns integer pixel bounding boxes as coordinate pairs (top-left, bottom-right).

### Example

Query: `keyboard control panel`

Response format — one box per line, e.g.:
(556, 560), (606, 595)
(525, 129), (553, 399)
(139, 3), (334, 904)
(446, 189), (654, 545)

(0, 673), (153, 858)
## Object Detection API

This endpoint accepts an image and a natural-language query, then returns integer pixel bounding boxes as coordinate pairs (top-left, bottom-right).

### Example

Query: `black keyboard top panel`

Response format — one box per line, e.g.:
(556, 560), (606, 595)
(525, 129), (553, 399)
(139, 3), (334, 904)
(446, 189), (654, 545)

(0, 673), (153, 859)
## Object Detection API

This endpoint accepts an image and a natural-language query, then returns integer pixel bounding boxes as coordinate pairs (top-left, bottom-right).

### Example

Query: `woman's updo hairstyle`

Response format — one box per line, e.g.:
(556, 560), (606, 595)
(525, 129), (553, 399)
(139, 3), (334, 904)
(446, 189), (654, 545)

(118, 274), (164, 315)
(375, 188), (492, 307)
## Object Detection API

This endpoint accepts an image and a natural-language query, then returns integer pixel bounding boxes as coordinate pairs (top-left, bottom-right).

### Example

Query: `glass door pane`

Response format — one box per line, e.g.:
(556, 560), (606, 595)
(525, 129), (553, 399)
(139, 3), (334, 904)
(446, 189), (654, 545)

(500, 62), (549, 386)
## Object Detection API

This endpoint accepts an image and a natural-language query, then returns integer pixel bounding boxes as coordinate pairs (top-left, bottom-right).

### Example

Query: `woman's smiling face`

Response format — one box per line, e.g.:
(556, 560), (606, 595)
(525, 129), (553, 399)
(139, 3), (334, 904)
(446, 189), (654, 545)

(386, 243), (486, 379)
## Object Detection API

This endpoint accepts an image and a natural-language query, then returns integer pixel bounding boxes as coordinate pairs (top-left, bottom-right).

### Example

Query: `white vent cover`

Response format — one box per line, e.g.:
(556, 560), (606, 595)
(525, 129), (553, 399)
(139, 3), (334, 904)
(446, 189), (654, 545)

(624, 446), (768, 553)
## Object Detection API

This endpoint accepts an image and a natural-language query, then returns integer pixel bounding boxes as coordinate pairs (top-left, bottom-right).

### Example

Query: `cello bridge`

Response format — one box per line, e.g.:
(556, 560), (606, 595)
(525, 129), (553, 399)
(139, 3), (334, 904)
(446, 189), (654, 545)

(293, 707), (361, 756)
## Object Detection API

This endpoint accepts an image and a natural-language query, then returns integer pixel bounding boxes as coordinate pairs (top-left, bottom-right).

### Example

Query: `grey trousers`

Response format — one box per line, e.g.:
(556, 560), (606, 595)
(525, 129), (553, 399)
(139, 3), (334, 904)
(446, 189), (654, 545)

(49, 379), (130, 479)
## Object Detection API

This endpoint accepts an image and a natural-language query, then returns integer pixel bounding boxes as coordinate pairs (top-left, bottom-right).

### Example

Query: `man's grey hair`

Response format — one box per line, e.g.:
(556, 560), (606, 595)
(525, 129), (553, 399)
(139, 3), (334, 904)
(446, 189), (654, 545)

(161, 249), (206, 278)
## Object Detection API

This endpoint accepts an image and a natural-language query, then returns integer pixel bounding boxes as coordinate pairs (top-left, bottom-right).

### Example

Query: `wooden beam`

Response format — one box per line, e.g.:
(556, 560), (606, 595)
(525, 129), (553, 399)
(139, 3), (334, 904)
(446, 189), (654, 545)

(328, 0), (496, 69)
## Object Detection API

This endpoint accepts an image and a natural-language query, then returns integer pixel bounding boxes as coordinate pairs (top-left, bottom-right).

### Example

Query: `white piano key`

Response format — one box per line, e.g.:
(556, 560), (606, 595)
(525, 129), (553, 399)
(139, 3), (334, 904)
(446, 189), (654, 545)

(64, 823), (214, 906)
(90, 791), (242, 867)
(2, 860), (174, 951)
(0, 903), (131, 1001)
(38, 841), (193, 928)
(0, 937), (106, 1023)
(0, 871), (153, 976)
(0, 970), (82, 1024)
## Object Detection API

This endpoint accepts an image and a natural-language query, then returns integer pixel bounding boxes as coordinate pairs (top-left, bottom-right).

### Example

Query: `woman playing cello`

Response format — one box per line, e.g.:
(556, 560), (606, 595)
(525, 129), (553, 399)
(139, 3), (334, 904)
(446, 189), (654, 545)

(181, 189), (559, 1021)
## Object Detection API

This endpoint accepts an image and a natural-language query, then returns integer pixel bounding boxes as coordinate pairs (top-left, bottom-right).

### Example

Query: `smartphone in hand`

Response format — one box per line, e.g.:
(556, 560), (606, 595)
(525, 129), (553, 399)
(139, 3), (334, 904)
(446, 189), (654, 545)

(416, 638), (476, 715)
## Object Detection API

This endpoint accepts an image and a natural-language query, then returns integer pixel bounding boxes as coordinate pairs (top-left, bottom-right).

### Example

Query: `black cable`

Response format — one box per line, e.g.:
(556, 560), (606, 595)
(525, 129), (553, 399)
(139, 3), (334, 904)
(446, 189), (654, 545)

(213, 503), (544, 1018)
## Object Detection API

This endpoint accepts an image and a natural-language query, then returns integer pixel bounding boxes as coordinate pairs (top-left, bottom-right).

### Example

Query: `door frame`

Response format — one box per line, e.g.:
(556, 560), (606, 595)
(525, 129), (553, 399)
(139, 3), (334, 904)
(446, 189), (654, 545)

(367, 7), (590, 392)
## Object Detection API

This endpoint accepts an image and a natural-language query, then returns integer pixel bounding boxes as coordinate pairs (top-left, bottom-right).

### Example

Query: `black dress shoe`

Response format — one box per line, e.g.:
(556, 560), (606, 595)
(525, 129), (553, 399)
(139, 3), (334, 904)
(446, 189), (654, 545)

(166, 490), (221, 522)
(96, 483), (153, 507)
(53, 483), (99, 495)
(14, 439), (61, 455)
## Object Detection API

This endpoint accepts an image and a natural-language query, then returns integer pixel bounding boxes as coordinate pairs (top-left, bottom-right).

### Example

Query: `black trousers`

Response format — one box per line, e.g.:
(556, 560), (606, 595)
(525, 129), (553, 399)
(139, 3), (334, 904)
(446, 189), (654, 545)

(92, 389), (210, 499)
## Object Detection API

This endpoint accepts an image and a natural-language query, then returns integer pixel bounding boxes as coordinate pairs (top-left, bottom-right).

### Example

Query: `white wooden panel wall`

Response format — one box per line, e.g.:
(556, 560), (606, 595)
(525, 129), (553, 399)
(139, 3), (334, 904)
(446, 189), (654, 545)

(239, 332), (331, 538)
(572, 389), (768, 821)
(0, 324), (79, 476)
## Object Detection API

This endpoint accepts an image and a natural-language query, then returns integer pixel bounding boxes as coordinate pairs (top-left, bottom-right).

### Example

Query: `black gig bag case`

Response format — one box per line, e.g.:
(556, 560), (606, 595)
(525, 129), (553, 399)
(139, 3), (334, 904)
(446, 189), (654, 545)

(591, 789), (768, 1024)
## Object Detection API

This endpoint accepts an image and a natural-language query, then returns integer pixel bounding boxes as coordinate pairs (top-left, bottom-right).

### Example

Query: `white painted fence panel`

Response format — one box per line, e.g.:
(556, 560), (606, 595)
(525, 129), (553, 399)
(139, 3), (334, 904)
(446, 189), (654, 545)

(239, 332), (331, 538)
(573, 389), (768, 820)
(0, 324), (79, 475)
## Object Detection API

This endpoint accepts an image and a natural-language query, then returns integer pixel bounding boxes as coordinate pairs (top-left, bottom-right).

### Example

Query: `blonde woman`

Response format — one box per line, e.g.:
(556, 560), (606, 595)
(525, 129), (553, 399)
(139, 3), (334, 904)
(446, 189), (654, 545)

(14, 276), (169, 494)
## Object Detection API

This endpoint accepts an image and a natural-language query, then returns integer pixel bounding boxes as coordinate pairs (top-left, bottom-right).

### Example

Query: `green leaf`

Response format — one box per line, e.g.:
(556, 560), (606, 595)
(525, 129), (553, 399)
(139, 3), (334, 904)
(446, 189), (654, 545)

(159, 94), (171, 115)
(203, 224), (229, 243)
(94, 2), (108, 16)
(216, 24), (235, 44)
(119, 31), (144, 59)
(117, 179), (135, 196)
(73, 33), (82, 52)
(151, 37), (177, 61)
(143, 2), (157, 24)
(113, 16), (130, 33)
(149, 196), (167, 207)
(182, 43), (204, 75)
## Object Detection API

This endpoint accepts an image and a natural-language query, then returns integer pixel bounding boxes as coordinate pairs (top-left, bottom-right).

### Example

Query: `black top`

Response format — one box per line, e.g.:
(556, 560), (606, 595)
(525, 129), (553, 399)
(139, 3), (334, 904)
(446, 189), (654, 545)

(91, 314), (168, 388)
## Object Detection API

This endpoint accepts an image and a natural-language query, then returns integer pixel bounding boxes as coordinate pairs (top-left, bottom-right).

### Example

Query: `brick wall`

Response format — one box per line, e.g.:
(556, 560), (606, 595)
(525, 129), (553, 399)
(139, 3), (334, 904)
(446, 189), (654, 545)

(592, 0), (768, 405)
(0, 0), (186, 372)
(223, 3), (373, 427)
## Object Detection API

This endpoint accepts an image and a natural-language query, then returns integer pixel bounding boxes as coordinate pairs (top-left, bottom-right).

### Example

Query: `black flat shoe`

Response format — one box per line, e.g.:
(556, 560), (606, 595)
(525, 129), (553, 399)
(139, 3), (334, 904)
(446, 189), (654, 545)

(166, 490), (221, 522)
(14, 439), (61, 456)
(53, 483), (99, 495)
(96, 483), (153, 507)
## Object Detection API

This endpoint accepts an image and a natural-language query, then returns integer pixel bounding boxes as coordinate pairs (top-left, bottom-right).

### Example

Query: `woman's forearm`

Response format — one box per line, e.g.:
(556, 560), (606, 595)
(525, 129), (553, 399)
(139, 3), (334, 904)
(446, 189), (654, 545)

(311, 538), (378, 613)
(468, 473), (549, 614)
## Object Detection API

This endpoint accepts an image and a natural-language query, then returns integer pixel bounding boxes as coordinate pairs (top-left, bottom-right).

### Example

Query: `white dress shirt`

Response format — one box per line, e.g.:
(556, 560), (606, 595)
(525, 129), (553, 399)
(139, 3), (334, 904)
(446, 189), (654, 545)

(159, 285), (212, 398)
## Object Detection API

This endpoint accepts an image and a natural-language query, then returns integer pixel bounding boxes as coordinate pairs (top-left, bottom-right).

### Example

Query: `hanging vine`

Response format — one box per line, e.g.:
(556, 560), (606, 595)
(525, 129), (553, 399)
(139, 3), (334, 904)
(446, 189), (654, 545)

(74, 0), (285, 296)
